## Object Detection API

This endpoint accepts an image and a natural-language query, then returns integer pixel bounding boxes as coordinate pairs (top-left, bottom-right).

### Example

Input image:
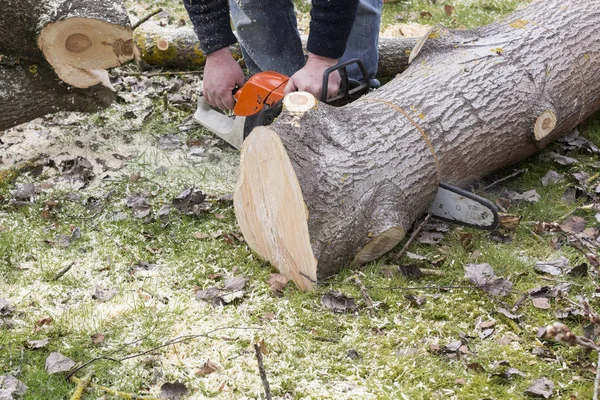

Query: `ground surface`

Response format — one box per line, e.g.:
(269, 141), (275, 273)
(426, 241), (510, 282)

(3, 1), (600, 399)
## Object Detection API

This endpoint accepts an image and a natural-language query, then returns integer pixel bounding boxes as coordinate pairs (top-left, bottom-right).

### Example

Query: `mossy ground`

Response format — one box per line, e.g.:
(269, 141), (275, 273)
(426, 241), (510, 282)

(2, 0), (599, 399)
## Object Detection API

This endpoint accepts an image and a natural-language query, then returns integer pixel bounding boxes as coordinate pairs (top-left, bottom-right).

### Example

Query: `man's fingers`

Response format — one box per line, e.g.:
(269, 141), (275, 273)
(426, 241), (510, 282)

(283, 78), (298, 95)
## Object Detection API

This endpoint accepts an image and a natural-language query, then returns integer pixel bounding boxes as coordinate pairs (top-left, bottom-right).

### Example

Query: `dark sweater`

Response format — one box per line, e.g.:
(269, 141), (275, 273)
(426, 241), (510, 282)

(183, 0), (359, 59)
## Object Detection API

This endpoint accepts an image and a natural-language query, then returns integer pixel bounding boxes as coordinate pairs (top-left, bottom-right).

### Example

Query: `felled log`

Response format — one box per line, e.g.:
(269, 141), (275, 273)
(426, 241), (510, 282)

(0, 0), (134, 131)
(134, 22), (416, 79)
(233, 0), (600, 290)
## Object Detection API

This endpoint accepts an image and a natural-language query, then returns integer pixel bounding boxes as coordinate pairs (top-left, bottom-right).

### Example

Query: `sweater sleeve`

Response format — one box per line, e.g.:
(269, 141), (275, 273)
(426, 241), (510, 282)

(183, 0), (238, 54)
(307, 0), (359, 59)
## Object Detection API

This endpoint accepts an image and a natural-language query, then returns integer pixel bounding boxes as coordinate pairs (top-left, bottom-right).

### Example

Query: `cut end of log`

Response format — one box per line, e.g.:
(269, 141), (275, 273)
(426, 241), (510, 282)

(409, 25), (447, 64)
(234, 126), (317, 290)
(283, 91), (317, 114)
(534, 110), (557, 141)
(351, 226), (406, 266)
(38, 17), (133, 88)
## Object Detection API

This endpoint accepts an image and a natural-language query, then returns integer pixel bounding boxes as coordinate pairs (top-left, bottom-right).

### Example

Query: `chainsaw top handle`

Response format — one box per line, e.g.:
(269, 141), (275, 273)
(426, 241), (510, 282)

(320, 58), (370, 107)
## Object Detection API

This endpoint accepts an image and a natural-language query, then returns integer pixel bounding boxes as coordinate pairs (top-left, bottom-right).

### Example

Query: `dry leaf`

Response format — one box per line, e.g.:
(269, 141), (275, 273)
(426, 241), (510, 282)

(45, 352), (75, 374)
(444, 4), (454, 16)
(499, 215), (522, 231)
(267, 273), (289, 294)
(196, 360), (219, 376)
(159, 381), (188, 400)
(91, 333), (105, 345)
(532, 297), (551, 309)
(560, 216), (587, 234)
(194, 231), (209, 240)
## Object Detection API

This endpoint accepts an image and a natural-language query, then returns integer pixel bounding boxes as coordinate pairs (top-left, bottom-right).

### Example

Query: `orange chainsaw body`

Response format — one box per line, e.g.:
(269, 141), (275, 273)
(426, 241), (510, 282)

(233, 71), (289, 117)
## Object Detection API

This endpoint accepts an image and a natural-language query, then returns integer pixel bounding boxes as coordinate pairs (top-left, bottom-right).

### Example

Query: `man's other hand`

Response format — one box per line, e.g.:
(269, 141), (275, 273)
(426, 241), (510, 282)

(203, 47), (246, 111)
(284, 53), (340, 100)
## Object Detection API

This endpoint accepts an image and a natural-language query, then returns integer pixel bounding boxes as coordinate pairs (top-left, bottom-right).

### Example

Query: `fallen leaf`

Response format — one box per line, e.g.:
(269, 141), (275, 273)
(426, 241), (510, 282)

(158, 134), (181, 150)
(488, 231), (513, 244)
(458, 232), (473, 249)
(45, 352), (75, 374)
(11, 183), (36, 201)
(555, 307), (585, 319)
(541, 170), (565, 186)
(91, 287), (118, 302)
(194, 231), (209, 240)
(480, 328), (494, 340)
(503, 189), (541, 203)
(497, 307), (522, 321)
(455, 378), (466, 385)
(196, 287), (225, 306)
(560, 216), (587, 234)
(159, 381), (188, 400)
(444, 340), (463, 353)
(0, 299), (13, 316)
(322, 291), (357, 313)
(126, 192), (151, 219)
(532, 298), (551, 309)
(543, 152), (578, 166)
(525, 378), (554, 398)
(91, 333), (105, 345)
(0, 375), (28, 398)
(35, 316), (53, 328)
(571, 171), (590, 186)
(466, 362), (486, 373)
(420, 11), (433, 18)
(172, 188), (209, 216)
(405, 294), (426, 307)
(223, 276), (248, 292)
(26, 338), (49, 349)
(535, 256), (570, 276)
(558, 129), (600, 154)
(397, 265), (423, 279)
(347, 348), (361, 359)
(267, 273), (289, 295)
(196, 360), (219, 376)
(444, 4), (454, 16)
(499, 215), (522, 231)
(417, 230), (445, 244)
(464, 263), (512, 296)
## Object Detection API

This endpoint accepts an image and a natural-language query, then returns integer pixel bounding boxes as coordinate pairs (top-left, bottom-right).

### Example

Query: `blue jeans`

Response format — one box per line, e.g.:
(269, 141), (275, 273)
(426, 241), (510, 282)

(229, 0), (383, 87)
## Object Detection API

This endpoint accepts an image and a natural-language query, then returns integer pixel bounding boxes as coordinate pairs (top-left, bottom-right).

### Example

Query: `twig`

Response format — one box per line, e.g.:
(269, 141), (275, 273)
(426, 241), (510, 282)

(139, 287), (169, 304)
(118, 70), (203, 77)
(52, 262), (75, 281)
(69, 372), (93, 400)
(393, 213), (432, 262)
(66, 326), (261, 379)
(351, 275), (376, 317)
(481, 168), (528, 191)
(595, 351), (600, 400)
(132, 8), (163, 30)
(254, 343), (272, 400)
(69, 375), (158, 400)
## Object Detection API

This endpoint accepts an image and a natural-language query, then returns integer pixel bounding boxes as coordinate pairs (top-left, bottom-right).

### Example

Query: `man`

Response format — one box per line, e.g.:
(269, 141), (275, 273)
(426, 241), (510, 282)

(184, 0), (382, 111)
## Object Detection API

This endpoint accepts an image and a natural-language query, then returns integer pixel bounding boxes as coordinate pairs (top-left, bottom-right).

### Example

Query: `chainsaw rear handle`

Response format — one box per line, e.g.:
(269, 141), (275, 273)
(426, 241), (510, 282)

(320, 58), (370, 106)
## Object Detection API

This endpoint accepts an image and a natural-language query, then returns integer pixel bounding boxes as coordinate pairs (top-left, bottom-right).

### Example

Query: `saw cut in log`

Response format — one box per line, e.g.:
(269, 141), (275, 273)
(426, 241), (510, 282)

(234, 0), (600, 290)
(134, 22), (416, 79)
(0, 0), (133, 131)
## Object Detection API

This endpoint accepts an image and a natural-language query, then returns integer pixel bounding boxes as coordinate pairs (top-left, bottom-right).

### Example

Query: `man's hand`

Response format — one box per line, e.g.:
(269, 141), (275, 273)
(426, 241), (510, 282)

(203, 47), (246, 111)
(284, 53), (340, 100)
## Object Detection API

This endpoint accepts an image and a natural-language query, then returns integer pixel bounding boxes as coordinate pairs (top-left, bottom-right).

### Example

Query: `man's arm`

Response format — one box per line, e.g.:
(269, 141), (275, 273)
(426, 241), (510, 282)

(284, 0), (360, 99)
(183, 0), (244, 110)
(183, 0), (237, 54)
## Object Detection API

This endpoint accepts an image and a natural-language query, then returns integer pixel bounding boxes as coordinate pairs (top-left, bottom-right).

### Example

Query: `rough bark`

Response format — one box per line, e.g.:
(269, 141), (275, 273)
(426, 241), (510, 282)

(234, 0), (600, 290)
(0, 63), (115, 131)
(134, 22), (416, 79)
(0, 0), (133, 132)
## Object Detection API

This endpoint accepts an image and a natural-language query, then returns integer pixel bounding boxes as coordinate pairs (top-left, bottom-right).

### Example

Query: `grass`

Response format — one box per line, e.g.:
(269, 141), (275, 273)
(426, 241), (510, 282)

(2, 0), (599, 399)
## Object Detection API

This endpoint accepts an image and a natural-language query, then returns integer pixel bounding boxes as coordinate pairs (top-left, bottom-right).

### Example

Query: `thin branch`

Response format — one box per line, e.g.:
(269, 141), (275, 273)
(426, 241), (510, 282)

(393, 213), (432, 262)
(66, 326), (261, 380)
(254, 343), (272, 400)
(351, 275), (376, 318)
(481, 168), (528, 191)
(595, 351), (600, 400)
(132, 8), (163, 30)
(52, 262), (75, 281)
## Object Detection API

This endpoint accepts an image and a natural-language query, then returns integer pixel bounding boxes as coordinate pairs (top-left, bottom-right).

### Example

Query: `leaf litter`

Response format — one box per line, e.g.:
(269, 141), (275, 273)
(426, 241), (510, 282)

(464, 263), (512, 296)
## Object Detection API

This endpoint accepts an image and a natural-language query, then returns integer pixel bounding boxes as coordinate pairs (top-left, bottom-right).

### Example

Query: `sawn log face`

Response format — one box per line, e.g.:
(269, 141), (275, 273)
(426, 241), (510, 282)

(236, 0), (600, 288)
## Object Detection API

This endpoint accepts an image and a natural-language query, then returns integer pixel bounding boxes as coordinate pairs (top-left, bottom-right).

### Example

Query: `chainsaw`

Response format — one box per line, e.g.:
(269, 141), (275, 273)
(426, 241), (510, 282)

(194, 58), (370, 150)
(193, 59), (499, 231)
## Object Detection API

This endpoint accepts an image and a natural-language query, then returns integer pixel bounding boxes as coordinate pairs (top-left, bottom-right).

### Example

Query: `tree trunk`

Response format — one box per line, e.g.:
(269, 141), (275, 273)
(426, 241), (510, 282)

(134, 22), (416, 79)
(0, 0), (133, 132)
(233, 0), (600, 290)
